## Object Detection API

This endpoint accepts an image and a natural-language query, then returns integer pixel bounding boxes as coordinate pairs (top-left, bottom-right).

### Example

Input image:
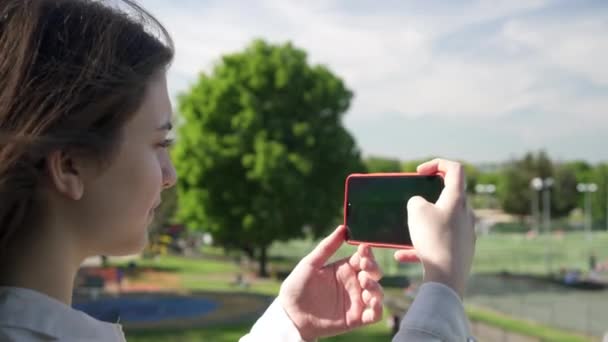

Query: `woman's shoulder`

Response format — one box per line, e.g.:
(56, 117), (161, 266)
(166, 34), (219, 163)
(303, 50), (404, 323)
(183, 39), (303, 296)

(0, 287), (125, 341)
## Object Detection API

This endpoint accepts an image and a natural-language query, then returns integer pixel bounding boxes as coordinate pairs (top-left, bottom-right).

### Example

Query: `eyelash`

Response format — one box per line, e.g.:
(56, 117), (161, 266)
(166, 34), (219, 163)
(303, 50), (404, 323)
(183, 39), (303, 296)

(159, 138), (175, 149)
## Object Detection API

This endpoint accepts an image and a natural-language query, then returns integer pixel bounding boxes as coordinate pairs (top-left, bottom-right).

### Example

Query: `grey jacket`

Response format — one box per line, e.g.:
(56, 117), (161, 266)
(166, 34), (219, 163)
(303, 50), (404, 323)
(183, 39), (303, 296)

(393, 282), (475, 342)
(240, 281), (475, 341)
(1, 283), (474, 341)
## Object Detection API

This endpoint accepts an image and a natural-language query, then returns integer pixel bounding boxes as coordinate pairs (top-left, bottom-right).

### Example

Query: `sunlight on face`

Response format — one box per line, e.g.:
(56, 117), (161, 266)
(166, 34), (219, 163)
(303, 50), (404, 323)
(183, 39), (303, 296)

(74, 73), (177, 257)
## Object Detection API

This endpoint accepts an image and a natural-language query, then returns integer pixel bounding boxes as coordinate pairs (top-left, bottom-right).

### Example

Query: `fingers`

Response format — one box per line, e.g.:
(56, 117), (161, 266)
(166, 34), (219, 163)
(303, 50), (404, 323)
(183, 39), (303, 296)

(361, 296), (383, 324)
(407, 196), (434, 232)
(361, 280), (383, 305)
(417, 158), (466, 209)
(358, 271), (380, 291)
(349, 245), (383, 326)
(394, 249), (419, 263)
(407, 196), (432, 215)
(468, 204), (478, 247)
(353, 248), (384, 325)
(348, 247), (362, 272)
(348, 244), (382, 279)
(417, 159), (465, 188)
(305, 225), (346, 268)
(417, 158), (465, 192)
(358, 245), (382, 281)
(359, 271), (384, 325)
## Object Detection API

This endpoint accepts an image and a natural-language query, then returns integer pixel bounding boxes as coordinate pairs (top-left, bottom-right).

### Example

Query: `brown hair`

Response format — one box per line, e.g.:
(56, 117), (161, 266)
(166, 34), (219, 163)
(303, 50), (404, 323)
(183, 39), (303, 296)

(0, 0), (174, 255)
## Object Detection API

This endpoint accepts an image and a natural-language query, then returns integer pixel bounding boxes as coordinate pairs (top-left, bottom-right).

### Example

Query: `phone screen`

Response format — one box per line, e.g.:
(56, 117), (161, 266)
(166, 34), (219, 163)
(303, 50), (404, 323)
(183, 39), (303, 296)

(345, 175), (444, 246)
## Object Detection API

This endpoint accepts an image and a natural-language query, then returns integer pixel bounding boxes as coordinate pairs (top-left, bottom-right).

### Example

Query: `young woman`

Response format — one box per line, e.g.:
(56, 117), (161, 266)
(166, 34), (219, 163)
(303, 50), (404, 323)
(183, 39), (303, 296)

(0, 1), (383, 340)
(0, 0), (476, 341)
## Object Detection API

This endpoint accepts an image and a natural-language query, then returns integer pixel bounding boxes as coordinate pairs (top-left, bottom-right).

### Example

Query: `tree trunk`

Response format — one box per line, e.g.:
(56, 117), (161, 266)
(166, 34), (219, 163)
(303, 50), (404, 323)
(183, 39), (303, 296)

(258, 246), (269, 278)
(242, 245), (255, 260)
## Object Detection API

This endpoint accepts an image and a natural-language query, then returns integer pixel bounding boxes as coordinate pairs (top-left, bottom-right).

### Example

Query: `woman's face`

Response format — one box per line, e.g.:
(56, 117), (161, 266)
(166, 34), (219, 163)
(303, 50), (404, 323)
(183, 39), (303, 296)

(71, 74), (177, 257)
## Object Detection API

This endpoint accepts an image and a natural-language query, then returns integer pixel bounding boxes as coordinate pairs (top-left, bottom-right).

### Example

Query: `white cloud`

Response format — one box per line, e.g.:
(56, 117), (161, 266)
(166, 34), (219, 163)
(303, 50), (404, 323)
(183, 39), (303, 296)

(141, 0), (608, 161)
(503, 18), (608, 86)
(148, 1), (604, 113)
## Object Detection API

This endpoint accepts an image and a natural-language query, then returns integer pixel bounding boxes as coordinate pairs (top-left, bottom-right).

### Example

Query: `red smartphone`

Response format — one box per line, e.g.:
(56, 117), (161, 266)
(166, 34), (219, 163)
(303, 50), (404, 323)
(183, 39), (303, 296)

(343, 173), (444, 249)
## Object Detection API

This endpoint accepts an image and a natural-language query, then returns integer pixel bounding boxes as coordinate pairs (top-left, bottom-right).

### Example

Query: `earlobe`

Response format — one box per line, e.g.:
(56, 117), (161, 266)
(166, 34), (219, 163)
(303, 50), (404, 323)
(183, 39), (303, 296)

(46, 150), (85, 201)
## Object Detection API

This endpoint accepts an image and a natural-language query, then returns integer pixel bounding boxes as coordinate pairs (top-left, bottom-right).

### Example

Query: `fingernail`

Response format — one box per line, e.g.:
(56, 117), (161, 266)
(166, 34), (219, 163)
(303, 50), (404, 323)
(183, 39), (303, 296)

(361, 245), (369, 256)
(370, 296), (377, 307)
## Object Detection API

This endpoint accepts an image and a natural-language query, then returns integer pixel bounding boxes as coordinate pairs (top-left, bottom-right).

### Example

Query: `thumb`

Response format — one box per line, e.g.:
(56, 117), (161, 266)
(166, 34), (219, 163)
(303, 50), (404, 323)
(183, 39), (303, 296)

(394, 249), (419, 263)
(407, 196), (434, 218)
(304, 225), (346, 268)
(407, 196), (434, 235)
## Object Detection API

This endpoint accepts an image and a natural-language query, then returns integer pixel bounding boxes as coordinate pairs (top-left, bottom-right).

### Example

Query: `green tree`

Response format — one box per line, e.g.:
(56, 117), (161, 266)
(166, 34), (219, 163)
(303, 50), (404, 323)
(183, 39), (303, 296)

(552, 165), (579, 218)
(461, 161), (480, 195)
(401, 158), (435, 172)
(562, 162), (608, 226)
(498, 151), (577, 221)
(364, 156), (401, 172)
(562, 161), (593, 183)
(561, 160), (594, 212)
(498, 165), (531, 220)
(591, 163), (608, 227)
(533, 150), (553, 178)
(149, 186), (178, 235)
(477, 171), (501, 187)
(172, 40), (364, 276)
(473, 171), (501, 209)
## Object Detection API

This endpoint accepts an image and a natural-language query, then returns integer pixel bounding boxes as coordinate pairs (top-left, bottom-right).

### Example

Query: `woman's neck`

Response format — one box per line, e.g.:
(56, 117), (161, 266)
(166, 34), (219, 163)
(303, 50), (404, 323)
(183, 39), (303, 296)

(1, 226), (85, 305)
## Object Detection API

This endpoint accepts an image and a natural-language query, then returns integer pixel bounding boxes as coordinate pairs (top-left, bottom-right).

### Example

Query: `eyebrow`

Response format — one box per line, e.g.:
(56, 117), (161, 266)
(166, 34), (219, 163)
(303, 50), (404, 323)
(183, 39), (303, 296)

(157, 121), (173, 131)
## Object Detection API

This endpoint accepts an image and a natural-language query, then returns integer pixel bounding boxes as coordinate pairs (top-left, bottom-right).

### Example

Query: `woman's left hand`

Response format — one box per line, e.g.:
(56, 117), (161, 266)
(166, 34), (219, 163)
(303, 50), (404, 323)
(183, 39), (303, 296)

(278, 225), (384, 341)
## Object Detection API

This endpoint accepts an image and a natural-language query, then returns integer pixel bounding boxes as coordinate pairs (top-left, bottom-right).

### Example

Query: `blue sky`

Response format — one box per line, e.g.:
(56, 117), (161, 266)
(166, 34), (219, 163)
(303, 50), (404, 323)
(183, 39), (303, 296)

(142, 0), (608, 164)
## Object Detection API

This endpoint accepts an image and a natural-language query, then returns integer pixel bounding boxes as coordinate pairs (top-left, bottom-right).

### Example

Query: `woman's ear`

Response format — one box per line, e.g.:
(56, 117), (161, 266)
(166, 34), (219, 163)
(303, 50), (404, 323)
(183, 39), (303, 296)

(45, 150), (85, 201)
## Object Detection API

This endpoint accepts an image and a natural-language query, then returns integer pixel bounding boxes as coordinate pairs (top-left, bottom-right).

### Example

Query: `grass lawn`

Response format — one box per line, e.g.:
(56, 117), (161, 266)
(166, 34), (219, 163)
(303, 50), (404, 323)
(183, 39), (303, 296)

(119, 253), (393, 341)
(269, 232), (608, 277)
(119, 232), (608, 341)
(126, 319), (392, 342)
(466, 305), (595, 342)
(471, 232), (608, 275)
(126, 324), (250, 342)
(121, 254), (240, 274)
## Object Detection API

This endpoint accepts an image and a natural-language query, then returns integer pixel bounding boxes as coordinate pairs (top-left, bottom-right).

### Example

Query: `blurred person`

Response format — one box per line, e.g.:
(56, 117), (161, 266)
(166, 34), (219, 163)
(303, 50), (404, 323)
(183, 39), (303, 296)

(590, 253), (597, 271)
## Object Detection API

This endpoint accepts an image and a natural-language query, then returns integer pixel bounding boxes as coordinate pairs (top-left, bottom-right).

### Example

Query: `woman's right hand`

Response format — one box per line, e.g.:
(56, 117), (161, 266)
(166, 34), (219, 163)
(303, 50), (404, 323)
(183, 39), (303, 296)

(394, 159), (476, 298)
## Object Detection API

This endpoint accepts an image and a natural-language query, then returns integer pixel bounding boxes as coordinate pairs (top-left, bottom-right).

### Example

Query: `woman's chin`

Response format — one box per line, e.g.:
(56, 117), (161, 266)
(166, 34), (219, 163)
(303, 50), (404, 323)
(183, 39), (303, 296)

(102, 228), (149, 257)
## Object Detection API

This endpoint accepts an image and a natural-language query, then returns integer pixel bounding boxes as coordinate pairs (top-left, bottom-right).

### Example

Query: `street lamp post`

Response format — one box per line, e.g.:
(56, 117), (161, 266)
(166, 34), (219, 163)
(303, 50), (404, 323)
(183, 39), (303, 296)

(530, 178), (543, 234)
(475, 183), (496, 208)
(542, 178), (554, 237)
(531, 177), (553, 273)
(543, 178), (554, 272)
(475, 184), (496, 236)
(577, 183), (598, 244)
